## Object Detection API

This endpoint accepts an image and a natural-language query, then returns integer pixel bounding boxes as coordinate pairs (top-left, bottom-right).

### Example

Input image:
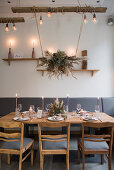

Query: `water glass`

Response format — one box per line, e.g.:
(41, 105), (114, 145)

(76, 104), (81, 113)
(18, 104), (22, 112)
(45, 104), (50, 112)
(95, 105), (99, 113)
(37, 107), (42, 118)
(30, 105), (35, 111)
(15, 108), (20, 117)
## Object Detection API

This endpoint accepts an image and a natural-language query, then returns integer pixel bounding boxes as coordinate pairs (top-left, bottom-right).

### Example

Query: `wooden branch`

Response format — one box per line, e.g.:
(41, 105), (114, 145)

(0, 17), (25, 23)
(11, 6), (107, 13)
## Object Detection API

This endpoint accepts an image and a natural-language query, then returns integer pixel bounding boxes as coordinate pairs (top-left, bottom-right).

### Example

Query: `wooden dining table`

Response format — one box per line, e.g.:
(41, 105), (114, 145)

(0, 112), (114, 124)
(0, 112), (114, 145)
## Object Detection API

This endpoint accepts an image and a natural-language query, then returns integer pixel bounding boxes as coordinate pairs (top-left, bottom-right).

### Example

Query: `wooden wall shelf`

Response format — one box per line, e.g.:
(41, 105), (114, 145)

(37, 69), (100, 77)
(2, 58), (99, 77)
(2, 58), (39, 66)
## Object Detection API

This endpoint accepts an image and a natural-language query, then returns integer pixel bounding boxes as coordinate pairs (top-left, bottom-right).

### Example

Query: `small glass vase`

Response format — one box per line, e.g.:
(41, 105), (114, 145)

(8, 48), (14, 59)
(32, 48), (36, 58)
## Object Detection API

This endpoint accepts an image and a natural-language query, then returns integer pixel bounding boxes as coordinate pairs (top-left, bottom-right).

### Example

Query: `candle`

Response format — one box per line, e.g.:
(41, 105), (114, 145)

(42, 96), (44, 113)
(16, 93), (18, 111)
(67, 94), (69, 106)
(32, 40), (35, 48)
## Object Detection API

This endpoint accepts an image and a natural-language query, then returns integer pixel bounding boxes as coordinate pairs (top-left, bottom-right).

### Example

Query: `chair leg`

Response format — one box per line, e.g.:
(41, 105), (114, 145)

(8, 154), (10, 165)
(31, 143), (34, 167)
(40, 154), (44, 170)
(82, 152), (85, 170)
(66, 153), (69, 170)
(78, 149), (81, 164)
(101, 154), (104, 165)
(108, 153), (112, 170)
(19, 153), (23, 170)
(0, 154), (2, 170)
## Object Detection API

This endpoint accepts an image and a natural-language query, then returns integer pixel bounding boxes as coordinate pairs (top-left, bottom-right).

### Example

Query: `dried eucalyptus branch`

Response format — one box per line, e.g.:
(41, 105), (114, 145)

(38, 50), (82, 78)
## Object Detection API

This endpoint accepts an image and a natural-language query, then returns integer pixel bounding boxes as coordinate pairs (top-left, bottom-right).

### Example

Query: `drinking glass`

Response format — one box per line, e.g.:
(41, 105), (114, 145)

(95, 105), (99, 113)
(18, 104), (22, 112)
(45, 104), (50, 112)
(37, 107), (42, 118)
(76, 104), (81, 113)
(30, 105), (35, 111)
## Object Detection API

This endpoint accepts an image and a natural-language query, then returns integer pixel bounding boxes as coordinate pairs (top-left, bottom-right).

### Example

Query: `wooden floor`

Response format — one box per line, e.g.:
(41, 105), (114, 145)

(1, 137), (114, 170)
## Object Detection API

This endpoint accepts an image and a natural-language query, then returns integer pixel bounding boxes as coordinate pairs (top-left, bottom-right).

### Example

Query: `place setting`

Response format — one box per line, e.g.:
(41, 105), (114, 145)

(13, 104), (44, 121)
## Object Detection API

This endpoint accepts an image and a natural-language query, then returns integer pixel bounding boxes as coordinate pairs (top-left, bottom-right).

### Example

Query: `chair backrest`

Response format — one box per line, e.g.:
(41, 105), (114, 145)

(38, 122), (70, 151)
(0, 122), (24, 150)
(82, 122), (114, 150)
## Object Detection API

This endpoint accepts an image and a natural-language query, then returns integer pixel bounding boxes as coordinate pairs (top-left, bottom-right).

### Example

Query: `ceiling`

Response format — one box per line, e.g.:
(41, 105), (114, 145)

(0, 0), (114, 17)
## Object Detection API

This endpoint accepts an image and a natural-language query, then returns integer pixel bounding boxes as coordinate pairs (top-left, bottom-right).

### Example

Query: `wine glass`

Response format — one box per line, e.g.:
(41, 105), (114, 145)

(45, 104), (50, 112)
(30, 105), (35, 111)
(76, 104), (81, 113)
(37, 107), (42, 118)
(18, 104), (22, 112)
(95, 105), (99, 113)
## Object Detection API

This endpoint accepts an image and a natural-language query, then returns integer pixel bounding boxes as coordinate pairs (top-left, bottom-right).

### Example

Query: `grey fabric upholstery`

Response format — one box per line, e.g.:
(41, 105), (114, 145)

(69, 98), (102, 112)
(43, 139), (67, 150)
(0, 138), (32, 150)
(0, 97), (102, 116)
(102, 97), (114, 117)
(80, 138), (109, 150)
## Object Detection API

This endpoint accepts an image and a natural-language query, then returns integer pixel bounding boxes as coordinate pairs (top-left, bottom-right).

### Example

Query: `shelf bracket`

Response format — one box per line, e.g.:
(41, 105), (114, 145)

(8, 60), (10, 66)
(91, 71), (94, 76)
(42, 71), (44, 76)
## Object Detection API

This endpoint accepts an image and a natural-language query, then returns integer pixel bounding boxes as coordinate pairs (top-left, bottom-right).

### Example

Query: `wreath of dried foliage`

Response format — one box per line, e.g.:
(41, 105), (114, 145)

(38, 50), (81, 79)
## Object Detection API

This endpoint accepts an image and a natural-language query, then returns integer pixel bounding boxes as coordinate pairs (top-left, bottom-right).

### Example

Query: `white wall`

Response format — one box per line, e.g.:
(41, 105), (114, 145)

(0, 13), (114, 97)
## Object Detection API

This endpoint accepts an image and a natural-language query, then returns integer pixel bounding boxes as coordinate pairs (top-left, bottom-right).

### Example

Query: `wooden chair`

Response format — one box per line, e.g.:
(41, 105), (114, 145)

(78, 122), (114, 170)
(38, 122), (70, 170)
(0, 122), (34, 170)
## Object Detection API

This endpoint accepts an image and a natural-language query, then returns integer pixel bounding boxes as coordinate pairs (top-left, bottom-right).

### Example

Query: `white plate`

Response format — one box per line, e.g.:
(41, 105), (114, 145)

(13, 117), (19, 120)
(19, 117), (29, 121)
(13, 117), (29, 121)
(83, 117), (98, 121)
(48, 116), (64, 121)
(23, 111), (28, 114)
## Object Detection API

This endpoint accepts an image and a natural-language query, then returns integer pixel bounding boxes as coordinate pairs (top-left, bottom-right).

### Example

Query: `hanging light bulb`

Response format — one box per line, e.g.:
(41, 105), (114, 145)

(13, 23), (16, 31)
(40, 15), (43, 25)
(5, 23), (9, 32)
(93, 13), (97, 23)
(48, 8), (51, 17)
(84, 14), (87, 24)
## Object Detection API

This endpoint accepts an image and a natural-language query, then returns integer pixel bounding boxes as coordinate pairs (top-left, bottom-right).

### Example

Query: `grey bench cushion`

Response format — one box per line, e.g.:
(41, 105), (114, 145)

(0, 138), (32, 150)
(80, 138), (109, 150)
(43, 140), (67, 150)
(102, 97), (114, 117)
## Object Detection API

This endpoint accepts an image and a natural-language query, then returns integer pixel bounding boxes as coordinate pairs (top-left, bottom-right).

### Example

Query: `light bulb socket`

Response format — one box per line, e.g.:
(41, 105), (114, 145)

(13, 23), (16, 31)
(48, 8), (51, 17)
(40, 16), (43, 24)
(93, 13), (96, 19)
(40, 16), (42, 20)
(5, 23), (9, 32)
(84, 14), (87, 23)
(93, 13), (97, 23)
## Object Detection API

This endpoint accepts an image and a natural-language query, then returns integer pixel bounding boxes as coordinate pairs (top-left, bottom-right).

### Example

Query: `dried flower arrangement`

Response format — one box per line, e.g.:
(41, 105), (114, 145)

(48, 98), (64, 117)
(38, 50), (81, 78)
